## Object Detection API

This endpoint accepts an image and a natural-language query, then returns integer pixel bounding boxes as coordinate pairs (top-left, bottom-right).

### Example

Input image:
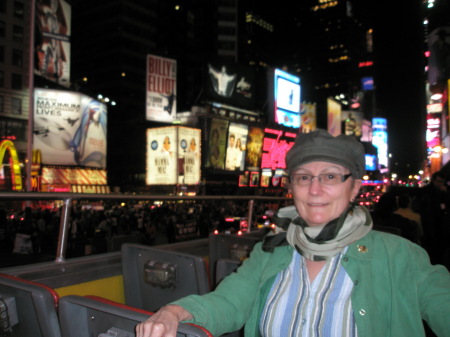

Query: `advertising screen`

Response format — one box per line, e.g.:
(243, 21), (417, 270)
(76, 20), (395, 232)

(273, 69), (301, 128)
(372, 118), (388, 170)
(365, 154), (377, 171)
(146, 127), (178, 185)
(146, 126), (201, 185)
(34, 89), (107, 168)
(146, 54), (177, 122)
(327, 98), (342, 137)
(341, 110), (363, 138)
(426, 113), (441, 149)
(261, 128), (296, 170)
(225, 123), (248, 171)
(300, 102), (317, 133)
(205, 118), (229, 169)
(361, 77), (374, 91)
(244, 126), (264, 172)
(205, 61), (256, 109)
(178, 127), (201, 185)
(35, 0), (71, 87)
(360, 119), (372, 142)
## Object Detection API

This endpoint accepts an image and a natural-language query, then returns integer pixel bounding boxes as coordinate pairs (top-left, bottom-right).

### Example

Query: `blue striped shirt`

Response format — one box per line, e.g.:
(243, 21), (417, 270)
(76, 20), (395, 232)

(260, 249), (357, 337)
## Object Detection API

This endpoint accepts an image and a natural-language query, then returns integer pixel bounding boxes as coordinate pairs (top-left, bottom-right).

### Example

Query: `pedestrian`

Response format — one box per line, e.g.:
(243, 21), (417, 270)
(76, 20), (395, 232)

(136, 129), (450, 337)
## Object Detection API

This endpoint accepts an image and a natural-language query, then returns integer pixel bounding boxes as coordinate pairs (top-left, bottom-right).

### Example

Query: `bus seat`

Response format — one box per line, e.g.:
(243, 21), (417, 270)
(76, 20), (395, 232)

(121, 243), (210, 311)
(58, 294), (213, 337)
(0, 273), (61, 337)
(215, 258), (241, 286)
(208, 233), (262, 285)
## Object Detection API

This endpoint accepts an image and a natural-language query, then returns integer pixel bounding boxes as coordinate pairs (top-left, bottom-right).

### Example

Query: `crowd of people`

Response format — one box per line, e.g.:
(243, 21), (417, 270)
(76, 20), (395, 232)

(0, 198), (280, 260)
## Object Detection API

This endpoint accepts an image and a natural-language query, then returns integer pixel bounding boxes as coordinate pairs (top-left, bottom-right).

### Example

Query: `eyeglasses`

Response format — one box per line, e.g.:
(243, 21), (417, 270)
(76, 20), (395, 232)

(290, 173), (352, 186)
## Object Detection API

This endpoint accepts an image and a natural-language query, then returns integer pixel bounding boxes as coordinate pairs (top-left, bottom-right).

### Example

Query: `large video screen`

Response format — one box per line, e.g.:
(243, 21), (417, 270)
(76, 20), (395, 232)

(273, 69), (301, 128)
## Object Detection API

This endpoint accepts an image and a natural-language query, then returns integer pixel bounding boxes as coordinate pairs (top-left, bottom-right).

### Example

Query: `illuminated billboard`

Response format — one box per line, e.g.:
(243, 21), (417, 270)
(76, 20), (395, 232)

(225, 123), (248, 171)
(261, 128), (296, 171)
(365, 154), (377, 171)
(35, 0), (71, 87)
(361, 77), (374, 91)
(341, 110), (363, 138)
(178, 127), (201, 185)
(205, 61), (256, 109)
(300, 102), (317, 133)
(205, 118), (229, 170)
(269, 69), (301, 128)
(327, 98), (342, 136)
(428, 27), (450, 86)
(244, 126), (264, 172)
(33, 88), (107, 168)
(146, 54), (177, 122)
(146, 126), (201, 185)
(372, 118), (388, 170)
(426, 113), (441, 149)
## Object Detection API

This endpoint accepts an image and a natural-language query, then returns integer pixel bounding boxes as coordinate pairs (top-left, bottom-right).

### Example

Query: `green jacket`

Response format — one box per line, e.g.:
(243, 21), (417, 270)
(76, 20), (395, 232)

(174, 230), (450, 337)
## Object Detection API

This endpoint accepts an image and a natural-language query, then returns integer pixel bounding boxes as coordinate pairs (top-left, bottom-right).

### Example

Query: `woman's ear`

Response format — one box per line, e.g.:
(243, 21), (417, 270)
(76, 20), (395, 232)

(351, 179), (363, 201)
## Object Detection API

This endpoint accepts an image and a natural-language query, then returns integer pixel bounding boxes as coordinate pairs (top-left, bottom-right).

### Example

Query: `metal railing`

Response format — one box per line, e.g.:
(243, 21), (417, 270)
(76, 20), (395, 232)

(0, 191), (291, 262)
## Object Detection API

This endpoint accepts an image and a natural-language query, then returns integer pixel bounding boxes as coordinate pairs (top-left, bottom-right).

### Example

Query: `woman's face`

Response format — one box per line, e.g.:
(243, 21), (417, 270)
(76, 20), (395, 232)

(163, 137), (170, 151)
(290, 161), (361, 227)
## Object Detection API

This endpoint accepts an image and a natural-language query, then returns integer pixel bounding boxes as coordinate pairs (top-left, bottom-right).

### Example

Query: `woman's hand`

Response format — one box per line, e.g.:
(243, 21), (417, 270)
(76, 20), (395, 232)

(135, 305), (193, 337)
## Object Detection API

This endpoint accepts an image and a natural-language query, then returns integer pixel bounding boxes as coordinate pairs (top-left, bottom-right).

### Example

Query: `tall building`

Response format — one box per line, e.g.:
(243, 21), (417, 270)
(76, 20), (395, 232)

(71, 0), (280, 191)
(0, 0), (32, 185)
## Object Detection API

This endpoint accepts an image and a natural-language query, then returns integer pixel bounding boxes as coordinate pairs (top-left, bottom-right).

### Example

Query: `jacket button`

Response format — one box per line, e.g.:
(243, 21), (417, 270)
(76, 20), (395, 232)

(359, 309), (366, 316)
(343, 257), (348, 262)
(354, 280), (359, 285)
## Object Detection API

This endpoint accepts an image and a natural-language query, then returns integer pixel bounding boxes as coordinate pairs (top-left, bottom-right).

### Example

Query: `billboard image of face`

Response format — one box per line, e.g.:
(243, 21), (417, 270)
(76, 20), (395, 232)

(178, 127), (201, 185)
(206, 118), (228, 169)
(146, 127), (177, 185)
(146, 54), (177, 123)
(35, 0), (71, 87)
(225, 123), (248, 171)
(34, 89), (107, 168)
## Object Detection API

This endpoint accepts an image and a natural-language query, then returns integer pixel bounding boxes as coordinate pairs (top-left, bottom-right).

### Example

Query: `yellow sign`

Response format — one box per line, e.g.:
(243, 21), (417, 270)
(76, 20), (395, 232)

(0, 140), (23, 190)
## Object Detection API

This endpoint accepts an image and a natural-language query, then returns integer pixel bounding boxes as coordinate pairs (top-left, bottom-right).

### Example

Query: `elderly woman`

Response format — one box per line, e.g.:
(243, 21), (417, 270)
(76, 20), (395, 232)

(136, 130), (450, 337)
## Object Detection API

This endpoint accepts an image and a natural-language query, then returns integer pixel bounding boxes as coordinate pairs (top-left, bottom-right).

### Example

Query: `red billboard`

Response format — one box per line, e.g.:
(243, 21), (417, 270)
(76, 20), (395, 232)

(261, 128), (296, 170)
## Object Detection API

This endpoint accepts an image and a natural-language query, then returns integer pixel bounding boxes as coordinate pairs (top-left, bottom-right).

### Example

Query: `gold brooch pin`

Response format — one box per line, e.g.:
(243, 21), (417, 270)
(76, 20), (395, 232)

(357, 245), (368, 253)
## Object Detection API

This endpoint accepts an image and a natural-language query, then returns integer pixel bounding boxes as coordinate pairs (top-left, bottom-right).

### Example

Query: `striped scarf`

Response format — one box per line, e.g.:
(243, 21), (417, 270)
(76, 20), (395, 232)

(276, 204), (372, 261)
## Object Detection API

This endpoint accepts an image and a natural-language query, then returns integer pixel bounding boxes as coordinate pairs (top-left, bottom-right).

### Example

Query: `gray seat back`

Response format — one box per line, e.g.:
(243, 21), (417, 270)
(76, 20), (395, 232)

(121, 243), (210, 311)
(0, 273), (61, 337)
(58, 294), (213, 337)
